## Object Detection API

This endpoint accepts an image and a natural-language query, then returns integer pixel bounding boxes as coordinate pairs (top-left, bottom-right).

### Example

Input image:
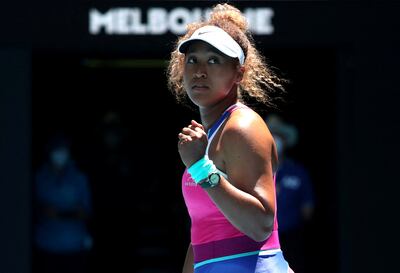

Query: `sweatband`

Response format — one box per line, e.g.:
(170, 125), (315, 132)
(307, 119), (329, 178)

(188, 155), (217, 184)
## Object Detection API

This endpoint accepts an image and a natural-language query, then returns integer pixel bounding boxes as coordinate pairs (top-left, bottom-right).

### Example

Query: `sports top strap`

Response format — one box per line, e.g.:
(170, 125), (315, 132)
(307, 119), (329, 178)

(205, 103), (248, 157)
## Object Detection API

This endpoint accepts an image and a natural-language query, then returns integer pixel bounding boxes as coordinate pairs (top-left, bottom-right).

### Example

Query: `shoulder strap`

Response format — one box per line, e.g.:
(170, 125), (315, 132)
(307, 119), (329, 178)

(205, 103), (249, 156)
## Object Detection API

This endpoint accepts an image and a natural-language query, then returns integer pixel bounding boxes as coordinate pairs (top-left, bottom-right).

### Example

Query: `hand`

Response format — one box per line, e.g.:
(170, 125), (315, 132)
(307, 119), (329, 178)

(178, 120), (208, 168)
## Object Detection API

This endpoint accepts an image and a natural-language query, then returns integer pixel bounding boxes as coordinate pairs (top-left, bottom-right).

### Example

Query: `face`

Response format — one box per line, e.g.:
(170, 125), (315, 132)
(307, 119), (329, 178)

(103, 129), (121, 150)
(50, 147), (70, 169)
(183, 41), (243, 107)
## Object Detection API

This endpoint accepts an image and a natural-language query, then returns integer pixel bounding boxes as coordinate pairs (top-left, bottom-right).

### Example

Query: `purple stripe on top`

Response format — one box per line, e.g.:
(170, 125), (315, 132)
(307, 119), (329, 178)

(193, 231), (280, 263)
(207, 103), (248, 138)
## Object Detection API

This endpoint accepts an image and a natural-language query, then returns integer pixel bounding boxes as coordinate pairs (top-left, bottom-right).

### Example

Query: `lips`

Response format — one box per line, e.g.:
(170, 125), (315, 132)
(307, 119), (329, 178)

(192, 83), (209, 91)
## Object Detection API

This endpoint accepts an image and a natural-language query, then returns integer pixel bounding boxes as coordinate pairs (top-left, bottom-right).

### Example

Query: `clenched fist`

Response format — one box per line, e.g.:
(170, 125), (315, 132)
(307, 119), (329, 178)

(178, 120), (208, 168)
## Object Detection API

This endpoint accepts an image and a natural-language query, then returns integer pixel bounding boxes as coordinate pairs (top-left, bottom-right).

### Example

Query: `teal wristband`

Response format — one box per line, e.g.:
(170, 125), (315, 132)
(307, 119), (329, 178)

(187, 156), (217, 184)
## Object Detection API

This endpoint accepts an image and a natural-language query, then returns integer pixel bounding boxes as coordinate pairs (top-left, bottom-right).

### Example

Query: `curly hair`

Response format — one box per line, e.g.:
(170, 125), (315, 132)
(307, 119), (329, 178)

(167, 3), (287, 108)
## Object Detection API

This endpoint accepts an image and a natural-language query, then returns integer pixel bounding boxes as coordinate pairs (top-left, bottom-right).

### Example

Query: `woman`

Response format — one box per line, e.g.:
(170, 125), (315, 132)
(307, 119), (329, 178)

(167, 3), (293, 273)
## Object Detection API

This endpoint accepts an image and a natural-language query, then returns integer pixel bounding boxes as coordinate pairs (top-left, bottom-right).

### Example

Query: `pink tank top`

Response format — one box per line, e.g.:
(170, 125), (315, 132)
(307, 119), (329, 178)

(181, 103), (280, 262)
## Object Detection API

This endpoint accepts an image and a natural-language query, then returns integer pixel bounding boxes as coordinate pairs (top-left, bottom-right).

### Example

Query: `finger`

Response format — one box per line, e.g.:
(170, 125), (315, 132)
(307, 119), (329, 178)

(189, 122), (204, 133)
(193, 126), (206, 135)
(187, 121), (204, 137)
(182, 127), (201, 138)
(188, 123), (206, 137)
(191, 120), (204, 130)
(188, 123), (204, 133)
(178, 133), (192, 142)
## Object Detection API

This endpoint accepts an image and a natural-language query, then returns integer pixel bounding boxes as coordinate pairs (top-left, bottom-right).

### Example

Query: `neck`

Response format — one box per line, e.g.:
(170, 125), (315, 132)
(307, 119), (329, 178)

(199, 97), (239, 132)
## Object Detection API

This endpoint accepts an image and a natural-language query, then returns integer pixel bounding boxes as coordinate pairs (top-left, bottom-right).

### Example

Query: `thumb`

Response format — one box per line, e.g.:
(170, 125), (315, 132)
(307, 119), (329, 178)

(191, 120), (204, 130)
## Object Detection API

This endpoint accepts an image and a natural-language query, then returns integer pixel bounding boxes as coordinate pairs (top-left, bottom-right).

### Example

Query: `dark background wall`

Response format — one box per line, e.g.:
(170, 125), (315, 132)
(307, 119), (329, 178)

(0, 49), (31, 273)
(1, 1), (399, 273)
(31, 46), (337, 273)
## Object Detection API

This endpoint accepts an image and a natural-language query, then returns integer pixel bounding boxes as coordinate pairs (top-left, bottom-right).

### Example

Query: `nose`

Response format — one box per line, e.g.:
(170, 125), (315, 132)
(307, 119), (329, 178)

(194, 72), (206, 79)
(193, 64), (207, 79)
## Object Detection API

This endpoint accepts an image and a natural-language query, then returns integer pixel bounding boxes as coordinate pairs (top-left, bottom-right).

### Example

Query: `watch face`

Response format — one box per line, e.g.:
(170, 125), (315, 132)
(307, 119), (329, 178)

(209, 173), (220, 185)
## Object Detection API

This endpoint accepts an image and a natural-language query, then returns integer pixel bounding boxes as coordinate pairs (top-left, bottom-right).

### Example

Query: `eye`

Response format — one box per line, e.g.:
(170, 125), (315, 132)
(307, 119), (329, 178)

(186, 56), (196, 64)
(208, 57), (220, 64)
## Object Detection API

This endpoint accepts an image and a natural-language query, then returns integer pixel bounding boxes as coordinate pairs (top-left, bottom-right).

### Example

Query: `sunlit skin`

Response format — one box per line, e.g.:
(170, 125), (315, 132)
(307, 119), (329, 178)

(182, 41), (242, 111)
(179, 41), (244, 167)
(178, 41), (279, 273)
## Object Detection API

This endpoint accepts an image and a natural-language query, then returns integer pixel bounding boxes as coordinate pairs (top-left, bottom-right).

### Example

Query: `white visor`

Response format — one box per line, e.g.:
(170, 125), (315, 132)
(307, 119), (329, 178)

(178, 25), (245, 65)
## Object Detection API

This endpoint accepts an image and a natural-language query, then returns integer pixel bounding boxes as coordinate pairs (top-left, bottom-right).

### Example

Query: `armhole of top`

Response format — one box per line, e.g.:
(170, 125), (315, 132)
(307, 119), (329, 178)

(205, 105), (251, 177)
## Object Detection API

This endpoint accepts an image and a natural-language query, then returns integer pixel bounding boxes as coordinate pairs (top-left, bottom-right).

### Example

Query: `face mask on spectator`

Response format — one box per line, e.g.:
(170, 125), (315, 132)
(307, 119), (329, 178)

(50, 148), (70, 168)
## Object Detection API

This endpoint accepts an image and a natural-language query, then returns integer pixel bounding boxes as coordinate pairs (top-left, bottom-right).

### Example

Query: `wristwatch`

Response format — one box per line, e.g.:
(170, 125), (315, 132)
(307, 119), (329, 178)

(200, 172), (221, 189)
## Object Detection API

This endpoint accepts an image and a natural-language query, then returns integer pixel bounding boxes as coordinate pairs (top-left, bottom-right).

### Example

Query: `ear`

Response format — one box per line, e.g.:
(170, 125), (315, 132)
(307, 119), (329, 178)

(235, 65), (245, 84)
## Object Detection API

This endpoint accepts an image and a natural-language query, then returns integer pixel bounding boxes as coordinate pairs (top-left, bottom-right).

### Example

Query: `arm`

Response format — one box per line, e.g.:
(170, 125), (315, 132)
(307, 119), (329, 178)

(182, 243), (194, 273)
(47, 174), (92, 220)
(206, 112), (276, 241)
(178, 112), (277, 242)
(38, 204), (89, 220)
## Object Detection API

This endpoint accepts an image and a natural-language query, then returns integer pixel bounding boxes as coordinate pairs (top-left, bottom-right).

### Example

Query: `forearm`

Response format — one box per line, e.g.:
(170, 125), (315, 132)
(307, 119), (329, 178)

(182, 243), (194, 273)
(41, 205), (88, 220)
(205, 177), (274, 242)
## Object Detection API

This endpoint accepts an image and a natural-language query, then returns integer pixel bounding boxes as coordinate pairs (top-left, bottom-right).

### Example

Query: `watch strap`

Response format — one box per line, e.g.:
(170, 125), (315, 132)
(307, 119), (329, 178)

(200, 172), (220, 189)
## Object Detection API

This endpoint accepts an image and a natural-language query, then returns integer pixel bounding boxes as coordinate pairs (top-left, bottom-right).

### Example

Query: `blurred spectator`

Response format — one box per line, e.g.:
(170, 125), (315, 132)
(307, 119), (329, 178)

(88, 110), (135, 271)
(88, 110), (174, 272)
(33, 133), (93, 273)
(266, 114), (315, 273)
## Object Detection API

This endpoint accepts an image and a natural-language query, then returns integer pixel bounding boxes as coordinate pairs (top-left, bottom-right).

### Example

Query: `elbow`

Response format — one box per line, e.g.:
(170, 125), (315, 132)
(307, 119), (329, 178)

(251, 227), (273, 242)
(249, 215), (274, 242)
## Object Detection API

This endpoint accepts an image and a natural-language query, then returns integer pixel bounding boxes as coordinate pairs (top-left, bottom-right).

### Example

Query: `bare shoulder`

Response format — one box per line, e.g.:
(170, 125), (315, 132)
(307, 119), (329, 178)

(220, 107), (277, 188)
(222, 107), (273, 148)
